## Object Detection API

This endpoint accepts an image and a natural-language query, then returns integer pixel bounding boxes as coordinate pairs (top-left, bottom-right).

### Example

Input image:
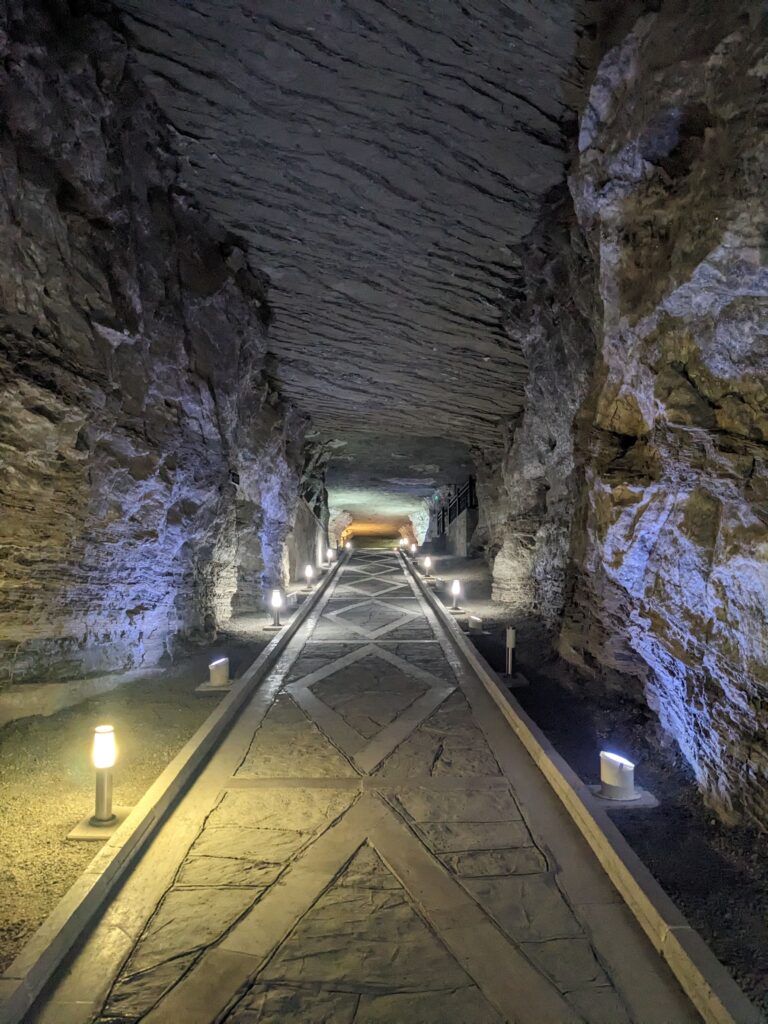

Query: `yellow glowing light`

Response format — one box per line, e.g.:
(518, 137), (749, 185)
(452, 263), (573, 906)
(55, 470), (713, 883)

(346, 541), (352, 549)
(92, 725), (116, 769)
(271, 589), (283, 609)
(451, 579), (461, 596)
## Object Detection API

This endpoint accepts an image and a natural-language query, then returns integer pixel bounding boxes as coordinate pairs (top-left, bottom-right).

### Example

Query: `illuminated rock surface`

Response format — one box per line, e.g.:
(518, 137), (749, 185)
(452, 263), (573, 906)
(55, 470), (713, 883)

(0, 0), (765, 841)
(0, 3), (306, 683)
(488, 1), (768, 826)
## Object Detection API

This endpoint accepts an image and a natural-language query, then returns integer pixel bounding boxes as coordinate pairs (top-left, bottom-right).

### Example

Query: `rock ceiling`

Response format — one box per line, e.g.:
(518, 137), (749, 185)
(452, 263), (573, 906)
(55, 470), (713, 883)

(115, 0), (588, 523)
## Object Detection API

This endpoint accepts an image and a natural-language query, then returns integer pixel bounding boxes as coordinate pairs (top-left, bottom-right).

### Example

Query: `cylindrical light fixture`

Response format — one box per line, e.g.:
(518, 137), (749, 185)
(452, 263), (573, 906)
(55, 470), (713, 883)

(304, 564), (314, 590)
(505, 626), (517, 676)
(270, 589), (282, 627)
(91, 725), (117, 826)
(327, 547), (335, 563)
(599, 751), (637, 801)
(423, 556), (432, 578)
(208, 657), (230, 688)
(451, 579), (461, 609)
(410, 543), (417, 556)
(345, 541), (352, 550)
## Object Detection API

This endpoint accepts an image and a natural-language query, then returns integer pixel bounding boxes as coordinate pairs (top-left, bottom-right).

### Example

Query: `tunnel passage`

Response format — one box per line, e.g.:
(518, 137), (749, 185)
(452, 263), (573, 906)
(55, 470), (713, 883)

(0, 3), (766, 1012)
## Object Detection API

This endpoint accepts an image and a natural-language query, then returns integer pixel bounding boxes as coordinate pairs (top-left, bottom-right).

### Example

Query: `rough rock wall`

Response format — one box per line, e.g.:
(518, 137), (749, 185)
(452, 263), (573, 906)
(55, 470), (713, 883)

(284, 499), (326, 585)
(493, 0), (767, 827)
(0, 1), (304, 685)
(488, 188), (599, 645)
(561, 1), (768, 827)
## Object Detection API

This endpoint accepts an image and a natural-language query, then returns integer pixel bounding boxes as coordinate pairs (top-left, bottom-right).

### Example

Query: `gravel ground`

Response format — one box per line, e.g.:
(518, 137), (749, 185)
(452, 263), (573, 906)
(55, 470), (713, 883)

(0, 631), (267, 973)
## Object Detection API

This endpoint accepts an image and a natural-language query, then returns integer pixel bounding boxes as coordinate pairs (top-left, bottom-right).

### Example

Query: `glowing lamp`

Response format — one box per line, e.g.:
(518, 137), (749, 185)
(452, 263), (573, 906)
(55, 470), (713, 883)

(505, 626), (517, 676)
(345, 541), (352, 550)
(304, 564), (314, 589)
(91, 725), (117, 825)
(208, 657), (230, 688)
(327, 547), (334, 562)
(399, 538), (406, 546)
(450, 579), (461, 609)
(270, 589), (283, 627)
(92, 724), (116, 770)
(410, 543), (417, 555)
(599, 751), (637, 801)
(423, 556), (432, 577)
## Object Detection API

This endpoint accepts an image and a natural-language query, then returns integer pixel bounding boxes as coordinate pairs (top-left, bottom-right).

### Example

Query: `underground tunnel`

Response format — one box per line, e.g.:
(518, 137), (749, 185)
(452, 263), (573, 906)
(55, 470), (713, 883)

(0, 0), (766, 1021)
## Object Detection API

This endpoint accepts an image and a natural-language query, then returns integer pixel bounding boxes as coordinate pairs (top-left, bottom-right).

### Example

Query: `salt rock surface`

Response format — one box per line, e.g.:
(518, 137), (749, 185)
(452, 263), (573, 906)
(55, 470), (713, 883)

(0, 4), (305, 685)
(490, 1), (767, 827)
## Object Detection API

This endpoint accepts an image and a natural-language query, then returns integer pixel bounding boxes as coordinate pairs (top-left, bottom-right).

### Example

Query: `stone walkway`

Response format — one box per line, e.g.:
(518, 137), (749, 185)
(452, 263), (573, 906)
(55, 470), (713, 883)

(31, 552), (700, 1024)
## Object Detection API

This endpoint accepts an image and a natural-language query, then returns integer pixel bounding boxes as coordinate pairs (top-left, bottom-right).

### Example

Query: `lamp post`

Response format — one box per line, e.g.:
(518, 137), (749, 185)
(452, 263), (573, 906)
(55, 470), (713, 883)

(68, 724), (132, 839)
(327, 547), (335, 564)
(345, 541), (352, 551)
(410, 543), (417, 557)
(451, 579), (461, 610)
(91, 725), (117, 826)
(304, 564), (314, 590)
(505, 627), (517, 677)
(423, 556), (432, 578)
(270, 589), (283, 627)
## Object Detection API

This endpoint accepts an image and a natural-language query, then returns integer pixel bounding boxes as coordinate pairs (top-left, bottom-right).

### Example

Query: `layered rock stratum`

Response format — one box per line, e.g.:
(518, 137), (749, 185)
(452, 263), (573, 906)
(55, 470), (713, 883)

(491, 0), (767, 827)
(0, 1), (305, 684)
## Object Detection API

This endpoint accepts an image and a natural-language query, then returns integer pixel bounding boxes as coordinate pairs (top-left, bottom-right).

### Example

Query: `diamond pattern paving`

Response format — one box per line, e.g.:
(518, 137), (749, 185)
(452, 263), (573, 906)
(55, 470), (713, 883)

(324, 599), (418, 639)
(47, 550), (701, 1024)
(310, 653), (429, 740)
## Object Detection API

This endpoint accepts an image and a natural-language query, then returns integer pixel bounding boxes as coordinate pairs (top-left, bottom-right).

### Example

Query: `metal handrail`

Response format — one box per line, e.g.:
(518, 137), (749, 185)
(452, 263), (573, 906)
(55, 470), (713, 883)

(435, 476), (477, 536)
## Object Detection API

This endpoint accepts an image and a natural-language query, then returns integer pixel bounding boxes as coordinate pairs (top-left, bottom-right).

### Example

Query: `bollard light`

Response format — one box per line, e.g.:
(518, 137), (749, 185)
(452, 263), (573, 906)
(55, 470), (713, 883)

(304, 564), (314, 590)
(599, 751), (637, 801)
(423, 556), (432, 578)
(327, 547), (335, 563)
(410, 543), (417, 556)
(270, 589), (283, 627)
(451, 579), (461, 609)
(208, 657), (230, 688)
(91, 725), (117, 825)
(505, 626), (517, 676)
(399, 538), (406, 547)
(346, 541), (352, 550)
(68, 723), (133, 838)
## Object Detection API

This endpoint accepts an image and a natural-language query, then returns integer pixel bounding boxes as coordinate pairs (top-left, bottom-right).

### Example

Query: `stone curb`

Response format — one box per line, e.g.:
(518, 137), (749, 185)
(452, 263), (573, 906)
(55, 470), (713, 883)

(0, 555), (348, 1024)
(398, 553), (761, 1024)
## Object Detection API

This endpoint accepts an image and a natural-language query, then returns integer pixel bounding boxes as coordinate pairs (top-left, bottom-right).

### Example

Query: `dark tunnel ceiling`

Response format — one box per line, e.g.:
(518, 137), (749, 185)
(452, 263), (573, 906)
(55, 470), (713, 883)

(115, 0), (588, 518)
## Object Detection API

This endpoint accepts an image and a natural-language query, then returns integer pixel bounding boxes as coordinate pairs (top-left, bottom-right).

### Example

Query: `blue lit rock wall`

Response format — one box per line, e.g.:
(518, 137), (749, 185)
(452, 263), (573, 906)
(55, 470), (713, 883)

(0, 3), (305, 685)
(489, 189), (598, 642)
(560, 1), (767, 826)
(491, 1), (766, 826)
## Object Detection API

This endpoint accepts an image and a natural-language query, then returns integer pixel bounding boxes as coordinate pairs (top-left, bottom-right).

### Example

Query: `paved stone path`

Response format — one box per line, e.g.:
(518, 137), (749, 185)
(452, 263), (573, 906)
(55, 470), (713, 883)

(31, 552), (701, 1024)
